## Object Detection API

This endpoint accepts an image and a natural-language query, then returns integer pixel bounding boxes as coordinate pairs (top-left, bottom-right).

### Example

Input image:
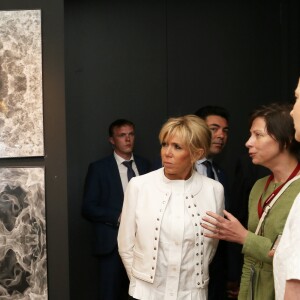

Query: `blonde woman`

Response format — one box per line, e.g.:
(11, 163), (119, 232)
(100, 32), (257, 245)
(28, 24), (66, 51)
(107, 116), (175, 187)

(118, 115), (224, 300)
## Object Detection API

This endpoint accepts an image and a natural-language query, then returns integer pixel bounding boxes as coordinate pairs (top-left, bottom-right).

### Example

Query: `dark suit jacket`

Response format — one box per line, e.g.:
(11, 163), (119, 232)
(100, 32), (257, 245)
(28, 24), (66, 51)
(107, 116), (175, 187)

(82, 154), (150, 255)
(212, 161), (230, 210)
(207, 161), (230, 299)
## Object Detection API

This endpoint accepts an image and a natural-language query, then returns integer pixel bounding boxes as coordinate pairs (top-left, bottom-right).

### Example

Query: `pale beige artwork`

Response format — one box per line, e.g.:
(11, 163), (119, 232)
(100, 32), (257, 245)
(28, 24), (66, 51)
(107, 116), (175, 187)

(0, 10), (44, 157)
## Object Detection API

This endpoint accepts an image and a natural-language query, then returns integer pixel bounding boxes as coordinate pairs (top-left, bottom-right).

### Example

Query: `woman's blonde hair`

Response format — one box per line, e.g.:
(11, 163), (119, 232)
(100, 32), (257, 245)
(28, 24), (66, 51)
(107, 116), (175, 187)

(159, 114), (211, 163)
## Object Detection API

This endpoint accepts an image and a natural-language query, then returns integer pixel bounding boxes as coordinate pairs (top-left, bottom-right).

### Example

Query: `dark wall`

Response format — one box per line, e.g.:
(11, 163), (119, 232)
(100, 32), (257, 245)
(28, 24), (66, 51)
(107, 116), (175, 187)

(166, 0), (300, 175)
(65, 1), (300, 299)
(65, 2), (167, 298)
(0, 0), (69, 300)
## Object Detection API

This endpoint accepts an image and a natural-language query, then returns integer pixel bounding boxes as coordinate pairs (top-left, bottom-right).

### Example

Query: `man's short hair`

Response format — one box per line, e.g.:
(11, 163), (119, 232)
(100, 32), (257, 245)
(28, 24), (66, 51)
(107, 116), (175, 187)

(108, 119), (135, 137)
(195, 106), (230, 122)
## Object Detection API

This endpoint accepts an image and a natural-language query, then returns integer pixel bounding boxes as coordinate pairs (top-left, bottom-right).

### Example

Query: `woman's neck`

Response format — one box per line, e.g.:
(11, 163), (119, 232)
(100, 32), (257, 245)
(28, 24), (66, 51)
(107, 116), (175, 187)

(271, 159), (299, 183)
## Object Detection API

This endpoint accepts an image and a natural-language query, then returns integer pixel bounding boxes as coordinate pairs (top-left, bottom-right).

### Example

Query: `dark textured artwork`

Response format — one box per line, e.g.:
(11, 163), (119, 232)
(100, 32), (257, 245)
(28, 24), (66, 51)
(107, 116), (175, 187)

(0, 168), (47, 299)
(0, 10), (44, 158)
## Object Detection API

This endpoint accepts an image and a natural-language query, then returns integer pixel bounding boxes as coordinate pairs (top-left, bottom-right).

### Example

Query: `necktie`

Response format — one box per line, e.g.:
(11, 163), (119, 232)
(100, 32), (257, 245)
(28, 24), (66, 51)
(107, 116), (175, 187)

(202, 160), (215, 179)
(122, 160), (136, 182)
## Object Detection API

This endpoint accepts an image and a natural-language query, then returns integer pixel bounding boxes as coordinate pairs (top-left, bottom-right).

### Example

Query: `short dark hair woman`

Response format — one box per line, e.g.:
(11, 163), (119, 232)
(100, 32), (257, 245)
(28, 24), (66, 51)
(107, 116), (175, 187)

(201, 103), (300, 300)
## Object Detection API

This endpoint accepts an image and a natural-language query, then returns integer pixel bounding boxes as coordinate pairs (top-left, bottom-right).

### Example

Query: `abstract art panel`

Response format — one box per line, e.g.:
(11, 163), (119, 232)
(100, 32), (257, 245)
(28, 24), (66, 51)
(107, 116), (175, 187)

(0, 10), (44, 158)
(0, 167), (47, 299)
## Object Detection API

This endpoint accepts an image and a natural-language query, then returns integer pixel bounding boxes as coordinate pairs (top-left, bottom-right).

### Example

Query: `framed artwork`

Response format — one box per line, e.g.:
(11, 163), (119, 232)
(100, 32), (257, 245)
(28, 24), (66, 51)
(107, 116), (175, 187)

(0, 167), (47, 299)
(0, 10), (44, 158)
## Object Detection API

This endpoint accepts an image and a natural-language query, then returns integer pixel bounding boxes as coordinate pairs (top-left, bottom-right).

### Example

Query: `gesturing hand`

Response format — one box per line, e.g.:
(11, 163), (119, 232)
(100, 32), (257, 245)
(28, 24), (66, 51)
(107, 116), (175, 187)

(201, 210), (248, 244)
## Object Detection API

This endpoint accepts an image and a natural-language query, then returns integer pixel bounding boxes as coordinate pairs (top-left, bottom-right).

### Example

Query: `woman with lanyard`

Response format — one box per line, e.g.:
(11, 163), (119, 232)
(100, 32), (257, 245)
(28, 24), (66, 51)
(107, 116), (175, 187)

(201, 103), (300, 300)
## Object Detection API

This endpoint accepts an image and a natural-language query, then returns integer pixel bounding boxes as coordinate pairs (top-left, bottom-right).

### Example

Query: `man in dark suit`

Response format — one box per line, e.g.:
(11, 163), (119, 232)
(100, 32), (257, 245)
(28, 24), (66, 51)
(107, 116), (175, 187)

(194, 106), (233, 300)
(82, 119), (150, 300)
(195, 106), (230, 207)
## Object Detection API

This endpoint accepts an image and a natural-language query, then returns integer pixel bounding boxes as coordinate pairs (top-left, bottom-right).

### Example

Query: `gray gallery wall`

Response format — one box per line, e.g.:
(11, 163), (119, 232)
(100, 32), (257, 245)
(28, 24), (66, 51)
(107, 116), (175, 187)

(0, 0), (69, 299)
(1, 0), (297, 299)
(65, 0), (300, 299)
(1, 0), (298, 300)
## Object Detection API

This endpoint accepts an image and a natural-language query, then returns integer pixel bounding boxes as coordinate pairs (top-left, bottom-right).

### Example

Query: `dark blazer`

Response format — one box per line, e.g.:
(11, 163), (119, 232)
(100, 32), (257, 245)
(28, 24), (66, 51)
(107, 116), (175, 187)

(82, 153), (150, 255)
(207, 161), (230, 300)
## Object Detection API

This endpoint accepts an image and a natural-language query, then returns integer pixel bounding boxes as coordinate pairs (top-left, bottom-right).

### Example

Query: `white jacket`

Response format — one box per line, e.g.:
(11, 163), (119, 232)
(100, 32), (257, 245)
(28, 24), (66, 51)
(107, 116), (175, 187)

(118, 168), (224, 289)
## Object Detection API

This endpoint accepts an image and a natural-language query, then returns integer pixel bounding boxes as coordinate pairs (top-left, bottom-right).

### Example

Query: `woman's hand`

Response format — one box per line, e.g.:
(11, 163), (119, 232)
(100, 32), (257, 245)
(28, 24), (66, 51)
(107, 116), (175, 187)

(201, 210), (248, 244)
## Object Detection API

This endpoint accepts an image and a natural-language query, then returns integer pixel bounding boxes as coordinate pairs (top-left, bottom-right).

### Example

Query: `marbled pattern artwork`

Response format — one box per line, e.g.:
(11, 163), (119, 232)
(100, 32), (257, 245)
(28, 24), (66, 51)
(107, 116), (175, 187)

(0, 10), (44, 158)
(0, 167), (47, 299)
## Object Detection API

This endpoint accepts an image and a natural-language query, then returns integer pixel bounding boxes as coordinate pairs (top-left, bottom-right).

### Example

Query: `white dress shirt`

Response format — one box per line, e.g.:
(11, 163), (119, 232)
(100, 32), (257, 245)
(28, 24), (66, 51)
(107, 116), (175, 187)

(195, 158), (218, 181)
(114, 152), (139, 191)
